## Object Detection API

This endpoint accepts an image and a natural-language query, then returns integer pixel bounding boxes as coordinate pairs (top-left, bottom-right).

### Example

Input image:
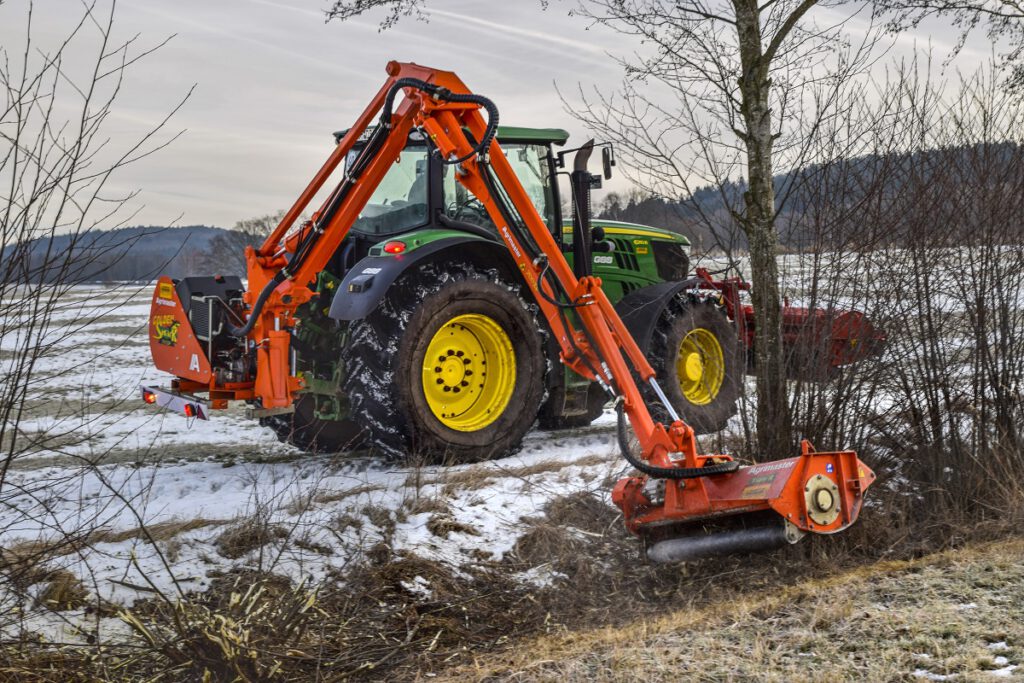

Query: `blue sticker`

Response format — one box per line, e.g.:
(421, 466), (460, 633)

(826, 463), (834, 473)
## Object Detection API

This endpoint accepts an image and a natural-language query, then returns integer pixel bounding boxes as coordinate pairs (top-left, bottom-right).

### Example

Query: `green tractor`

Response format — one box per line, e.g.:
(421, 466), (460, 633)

(262, 126), (742, 461)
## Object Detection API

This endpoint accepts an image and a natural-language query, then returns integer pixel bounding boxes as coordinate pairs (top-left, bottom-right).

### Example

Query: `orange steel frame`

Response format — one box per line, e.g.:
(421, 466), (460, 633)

(181, 61), (873, 537)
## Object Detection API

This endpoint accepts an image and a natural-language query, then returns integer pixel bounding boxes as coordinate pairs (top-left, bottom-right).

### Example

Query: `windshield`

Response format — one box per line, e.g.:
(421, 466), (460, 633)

(443, 143), (555, 231)
(348, 146), (429, 235)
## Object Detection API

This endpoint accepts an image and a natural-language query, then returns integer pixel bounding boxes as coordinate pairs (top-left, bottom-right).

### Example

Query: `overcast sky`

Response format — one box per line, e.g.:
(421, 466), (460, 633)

(0, 0), (989, 229)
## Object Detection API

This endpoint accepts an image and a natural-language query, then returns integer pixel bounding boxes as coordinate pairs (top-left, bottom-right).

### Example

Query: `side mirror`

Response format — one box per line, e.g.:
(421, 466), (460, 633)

(602, 145), (616, 180)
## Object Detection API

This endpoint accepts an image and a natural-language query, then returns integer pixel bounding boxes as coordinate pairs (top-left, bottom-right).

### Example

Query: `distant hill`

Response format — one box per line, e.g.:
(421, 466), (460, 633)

(598, 142), (1024, 252)
(2, 225), (231, 283)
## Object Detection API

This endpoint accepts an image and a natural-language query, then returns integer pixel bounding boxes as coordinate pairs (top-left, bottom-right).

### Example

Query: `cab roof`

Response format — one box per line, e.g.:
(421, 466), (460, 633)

(495, 126), (570, 146)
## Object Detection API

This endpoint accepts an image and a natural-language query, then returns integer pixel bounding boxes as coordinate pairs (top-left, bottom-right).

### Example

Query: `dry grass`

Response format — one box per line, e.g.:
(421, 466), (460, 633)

(93, 518), (228, 545)
(214, 518), (287, 560)
(34, 570), (88, 612)
(4, 485), (1024, 682)
(427, 513), (480, 538)
(311, 484), (385, 506)
(404, 494), (449, 516)
(443, 538), (1024, 682)
(2, 518), (226, 565)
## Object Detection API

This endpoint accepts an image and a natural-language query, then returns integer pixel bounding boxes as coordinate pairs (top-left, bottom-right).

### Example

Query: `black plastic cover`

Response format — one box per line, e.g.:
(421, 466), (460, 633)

(174, 275), (244, 306)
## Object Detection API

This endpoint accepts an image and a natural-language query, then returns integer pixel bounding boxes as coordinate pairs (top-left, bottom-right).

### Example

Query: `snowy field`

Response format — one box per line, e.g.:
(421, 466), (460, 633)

(0, 284), (628, 642)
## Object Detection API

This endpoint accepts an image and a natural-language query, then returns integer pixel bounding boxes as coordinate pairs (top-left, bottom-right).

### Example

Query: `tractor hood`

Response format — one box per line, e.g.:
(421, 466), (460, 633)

(566, 219), (691, 246)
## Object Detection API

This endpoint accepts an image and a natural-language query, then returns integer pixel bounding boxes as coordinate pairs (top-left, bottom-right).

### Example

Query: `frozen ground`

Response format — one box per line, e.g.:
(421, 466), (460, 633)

(444, 538), (1024, 681)
(0, 284), (629, 643)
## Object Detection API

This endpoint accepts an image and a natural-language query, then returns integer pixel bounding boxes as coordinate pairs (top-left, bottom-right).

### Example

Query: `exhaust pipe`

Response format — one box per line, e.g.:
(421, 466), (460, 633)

(645, 523), (805, 564)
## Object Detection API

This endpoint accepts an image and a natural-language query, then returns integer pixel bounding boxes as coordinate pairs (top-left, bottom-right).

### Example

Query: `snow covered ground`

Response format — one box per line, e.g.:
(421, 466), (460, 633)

(0, 284), (628, 643)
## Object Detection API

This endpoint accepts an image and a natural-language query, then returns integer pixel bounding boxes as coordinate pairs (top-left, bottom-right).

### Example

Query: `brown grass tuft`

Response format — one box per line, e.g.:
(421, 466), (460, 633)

(426, 514), (480, 539)
(214, 518), (287, 559)
(35, 570), (88, 611)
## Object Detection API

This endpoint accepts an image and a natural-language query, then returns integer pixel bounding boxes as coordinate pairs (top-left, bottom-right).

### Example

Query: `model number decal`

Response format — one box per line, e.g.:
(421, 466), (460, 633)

(593, 254), (614, 265)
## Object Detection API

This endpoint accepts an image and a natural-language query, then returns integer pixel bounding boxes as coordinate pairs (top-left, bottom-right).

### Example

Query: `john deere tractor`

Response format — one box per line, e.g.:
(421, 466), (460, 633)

(258, 126), (741, 460)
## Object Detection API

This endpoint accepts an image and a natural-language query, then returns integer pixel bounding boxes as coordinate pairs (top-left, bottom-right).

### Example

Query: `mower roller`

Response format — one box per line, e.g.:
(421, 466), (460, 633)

(141, 61), (877, 561)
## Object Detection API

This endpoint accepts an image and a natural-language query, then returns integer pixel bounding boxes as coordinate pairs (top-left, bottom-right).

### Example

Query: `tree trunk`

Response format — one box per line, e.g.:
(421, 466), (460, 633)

(734, 0), (793, 456)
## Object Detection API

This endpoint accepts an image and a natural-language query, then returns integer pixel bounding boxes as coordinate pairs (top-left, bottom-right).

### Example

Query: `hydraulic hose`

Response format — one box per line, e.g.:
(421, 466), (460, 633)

(616, 403), (739, 480)
(382, 77), (499, 165)
(227, 271), (285, 337)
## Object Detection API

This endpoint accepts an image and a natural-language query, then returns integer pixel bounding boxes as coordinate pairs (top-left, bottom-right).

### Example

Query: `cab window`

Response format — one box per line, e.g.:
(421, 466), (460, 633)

(349, 147), (429, 235)
(442, 143), (555, 231)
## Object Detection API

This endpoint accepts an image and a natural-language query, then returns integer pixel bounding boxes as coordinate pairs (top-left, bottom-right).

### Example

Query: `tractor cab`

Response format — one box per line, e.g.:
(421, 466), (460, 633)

(340, 126), (566, 240)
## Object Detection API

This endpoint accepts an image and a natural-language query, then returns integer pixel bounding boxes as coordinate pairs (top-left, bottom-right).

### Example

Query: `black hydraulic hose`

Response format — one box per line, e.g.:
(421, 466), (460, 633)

(535, 258), (585, 310)
(228, 270), (286, 337)
(616, 403), (740, 480)
(383, 78), (499, 166)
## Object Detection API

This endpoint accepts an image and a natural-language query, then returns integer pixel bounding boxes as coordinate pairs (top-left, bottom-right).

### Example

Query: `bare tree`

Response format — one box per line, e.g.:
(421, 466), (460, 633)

(0, 8), (193, 656)
(196, 211), (282, 276)
(0, 0), (188, 491)
(873, 0), (1024, 89)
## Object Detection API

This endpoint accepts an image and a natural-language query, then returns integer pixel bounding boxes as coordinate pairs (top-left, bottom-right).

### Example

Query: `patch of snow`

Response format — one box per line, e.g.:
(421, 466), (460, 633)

(990, 664), (1017, 678)
(516, 564), (569, 588)
(913, 669), (949, 681)
(399, 575), (432, 599)
(989, 642), (1010, 651)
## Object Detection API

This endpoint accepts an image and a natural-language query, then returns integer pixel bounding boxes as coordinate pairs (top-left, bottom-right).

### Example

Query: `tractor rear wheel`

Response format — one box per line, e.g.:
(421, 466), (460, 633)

(649, 297), (741, 434)
(342, 262), (546, 462)
(260, 394), (365, 453)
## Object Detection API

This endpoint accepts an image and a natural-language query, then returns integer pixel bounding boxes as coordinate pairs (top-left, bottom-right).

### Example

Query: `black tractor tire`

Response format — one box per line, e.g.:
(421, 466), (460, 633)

(537, 382), (608, 430)
(341, 261), (547, 462)
(260, 394), (366, 453)
(648, 297), (742, 434)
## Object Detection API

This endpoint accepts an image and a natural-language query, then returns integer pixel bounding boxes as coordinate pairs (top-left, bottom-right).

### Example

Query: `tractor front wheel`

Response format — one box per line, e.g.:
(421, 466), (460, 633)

(342, 262), (546, 462)
(649, 297), (741, 434)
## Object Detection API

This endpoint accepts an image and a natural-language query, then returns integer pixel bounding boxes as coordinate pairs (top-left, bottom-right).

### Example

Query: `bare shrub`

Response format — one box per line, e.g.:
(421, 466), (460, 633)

(766, 61), (1024, 541)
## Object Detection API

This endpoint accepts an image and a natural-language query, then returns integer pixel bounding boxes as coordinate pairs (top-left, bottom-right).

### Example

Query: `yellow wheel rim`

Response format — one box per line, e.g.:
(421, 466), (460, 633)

(421, 313), (516, 432)
(675, 328), (725, 406)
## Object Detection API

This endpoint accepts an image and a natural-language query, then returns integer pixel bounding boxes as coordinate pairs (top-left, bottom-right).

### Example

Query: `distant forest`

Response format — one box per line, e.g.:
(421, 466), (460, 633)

(597, 141), (1024, 253)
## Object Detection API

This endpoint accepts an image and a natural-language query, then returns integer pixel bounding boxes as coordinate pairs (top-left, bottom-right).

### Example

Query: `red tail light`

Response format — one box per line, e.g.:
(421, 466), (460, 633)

(183, 404), (196, 418)
(143, 390), (157, 404)
(383, 241), (406, 254)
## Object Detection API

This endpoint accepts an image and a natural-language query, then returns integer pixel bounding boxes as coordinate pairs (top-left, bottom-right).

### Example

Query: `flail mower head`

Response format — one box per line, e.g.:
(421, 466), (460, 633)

(612, 408), (875, 563)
